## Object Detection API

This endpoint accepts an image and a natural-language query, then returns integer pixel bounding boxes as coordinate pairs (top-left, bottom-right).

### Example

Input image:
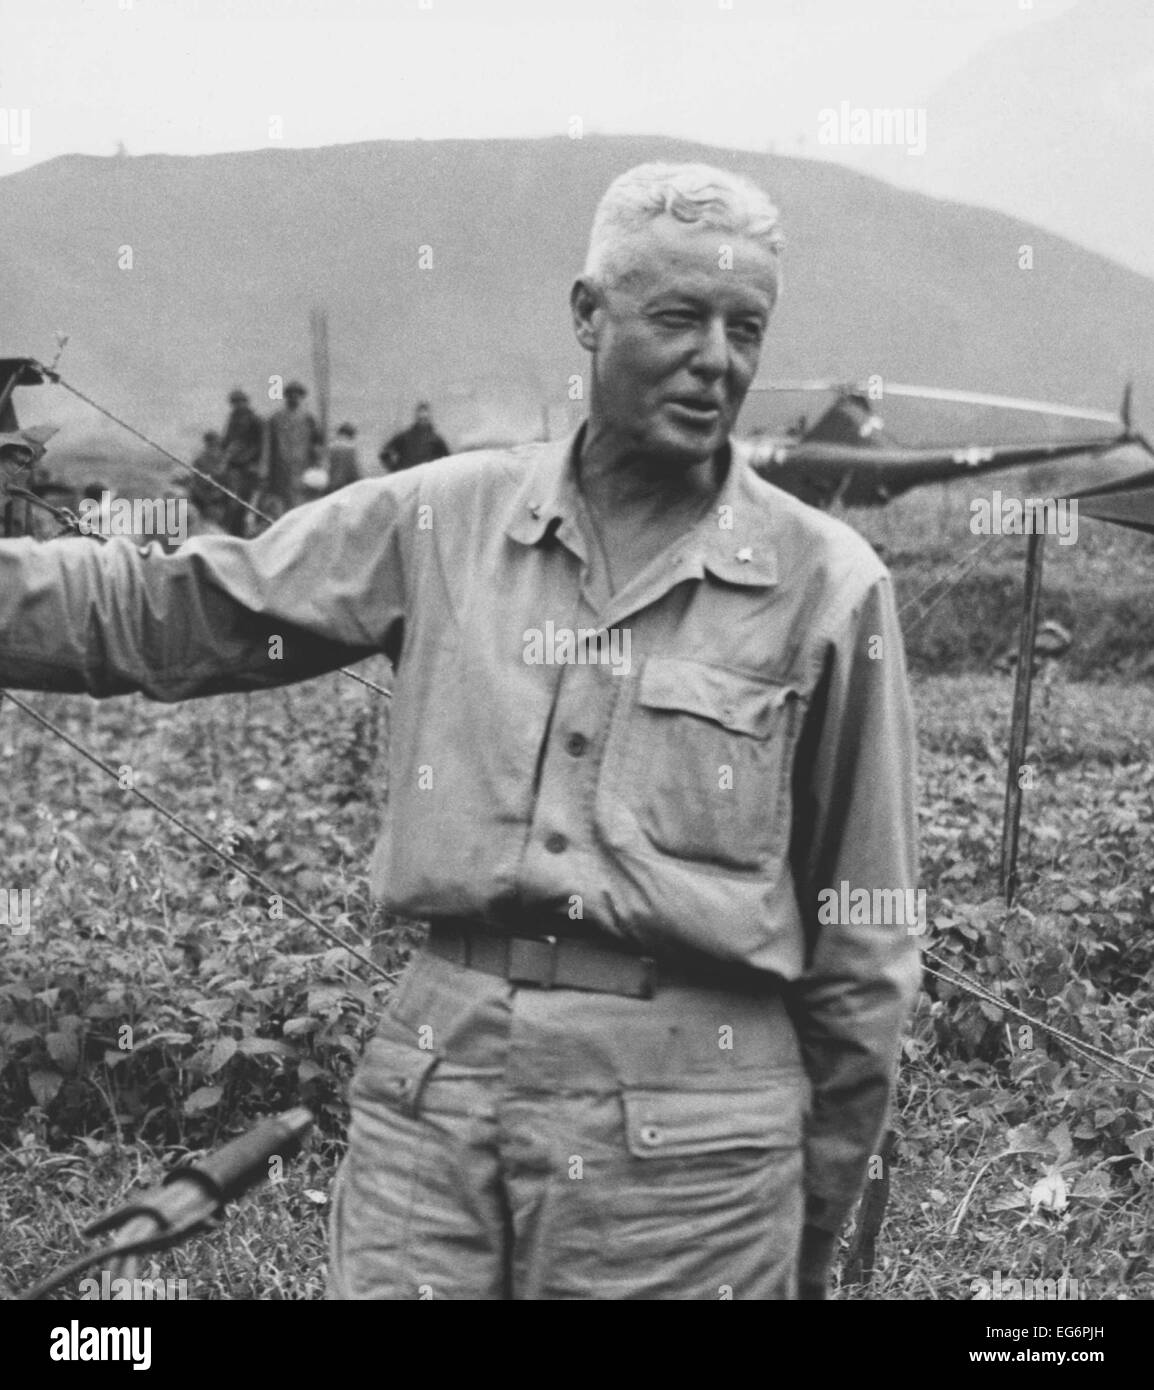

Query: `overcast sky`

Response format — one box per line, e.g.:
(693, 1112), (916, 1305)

(0, 0), (1079, 174)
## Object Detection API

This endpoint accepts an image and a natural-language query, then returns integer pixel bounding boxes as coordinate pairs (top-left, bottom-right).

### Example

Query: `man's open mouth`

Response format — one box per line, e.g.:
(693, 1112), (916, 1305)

(666, 398), (722, 424)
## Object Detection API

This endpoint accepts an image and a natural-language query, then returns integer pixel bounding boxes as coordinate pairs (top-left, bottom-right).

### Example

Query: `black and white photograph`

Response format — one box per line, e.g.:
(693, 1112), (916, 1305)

(0, 0), (1150, 1343)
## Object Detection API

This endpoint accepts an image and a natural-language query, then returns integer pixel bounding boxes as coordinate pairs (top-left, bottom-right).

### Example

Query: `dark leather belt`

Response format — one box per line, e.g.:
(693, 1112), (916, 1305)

(425, 918), (774, 1000)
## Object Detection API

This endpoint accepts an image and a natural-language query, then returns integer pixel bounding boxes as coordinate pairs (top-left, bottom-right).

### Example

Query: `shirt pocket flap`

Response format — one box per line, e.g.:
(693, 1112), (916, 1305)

(623, 1080), (802, 1158)
(638, 657), (795, 738)
(354, 1033), (440, 1116)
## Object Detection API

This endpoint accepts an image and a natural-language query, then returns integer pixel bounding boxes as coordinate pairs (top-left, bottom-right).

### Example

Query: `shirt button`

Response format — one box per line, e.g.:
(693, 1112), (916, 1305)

(544, 833), (568, 854)
(565, 732), (588, 757)
(638, 1124), (662, 1147)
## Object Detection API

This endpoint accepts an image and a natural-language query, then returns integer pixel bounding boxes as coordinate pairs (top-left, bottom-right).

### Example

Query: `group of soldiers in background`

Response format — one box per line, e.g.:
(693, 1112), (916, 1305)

(189, 387), (450, 537)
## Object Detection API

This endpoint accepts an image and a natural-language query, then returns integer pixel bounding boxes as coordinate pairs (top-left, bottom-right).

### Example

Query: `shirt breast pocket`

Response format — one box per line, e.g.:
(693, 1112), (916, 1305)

(598, 656), (803, 872)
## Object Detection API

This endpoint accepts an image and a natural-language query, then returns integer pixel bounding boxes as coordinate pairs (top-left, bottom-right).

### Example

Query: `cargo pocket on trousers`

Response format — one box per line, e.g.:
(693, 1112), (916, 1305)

(600, 1080), (806, 1271)
(352, 1034), (440, 1120)
(340, 1035), (443, 1298)
(622, 1080), (803, 1160)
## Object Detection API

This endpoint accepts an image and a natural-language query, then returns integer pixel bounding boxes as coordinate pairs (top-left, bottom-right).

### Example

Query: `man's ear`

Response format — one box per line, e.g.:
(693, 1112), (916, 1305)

(570, 277), (602, 353)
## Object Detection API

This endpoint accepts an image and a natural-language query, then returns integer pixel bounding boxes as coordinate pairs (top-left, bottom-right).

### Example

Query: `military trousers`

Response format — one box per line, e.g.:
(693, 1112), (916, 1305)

(327, 947), (808, 1299)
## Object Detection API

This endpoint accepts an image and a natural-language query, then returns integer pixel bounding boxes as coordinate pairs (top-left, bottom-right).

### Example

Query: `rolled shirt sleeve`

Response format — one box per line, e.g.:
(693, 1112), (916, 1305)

(0, 475), (411, 701)
(789, 570), (923, 1233)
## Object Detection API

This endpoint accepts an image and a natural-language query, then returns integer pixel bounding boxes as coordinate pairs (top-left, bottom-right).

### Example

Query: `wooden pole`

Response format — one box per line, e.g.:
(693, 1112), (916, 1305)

(1000, 529), (1046, 905)
(1, 364), (23, 535)
(310, 308), (330, 446)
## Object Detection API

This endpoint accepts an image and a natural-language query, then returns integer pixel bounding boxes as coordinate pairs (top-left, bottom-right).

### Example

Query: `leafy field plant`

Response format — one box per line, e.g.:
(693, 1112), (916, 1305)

(850, 673), (1154, 1300)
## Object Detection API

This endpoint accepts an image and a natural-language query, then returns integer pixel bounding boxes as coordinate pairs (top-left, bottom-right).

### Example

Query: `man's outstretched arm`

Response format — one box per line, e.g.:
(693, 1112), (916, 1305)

(0, 475), (411, 701)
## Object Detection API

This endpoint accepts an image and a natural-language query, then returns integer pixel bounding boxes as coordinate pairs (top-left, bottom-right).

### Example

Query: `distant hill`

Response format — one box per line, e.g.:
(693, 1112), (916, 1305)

(3, 133), (1154, 480)
(905, 0), (1154, 282)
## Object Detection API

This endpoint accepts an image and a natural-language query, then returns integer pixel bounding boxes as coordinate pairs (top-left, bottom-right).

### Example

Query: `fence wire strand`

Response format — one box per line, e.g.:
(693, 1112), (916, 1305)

(34, 365), (393, 701)
(0, 688), (393, 985)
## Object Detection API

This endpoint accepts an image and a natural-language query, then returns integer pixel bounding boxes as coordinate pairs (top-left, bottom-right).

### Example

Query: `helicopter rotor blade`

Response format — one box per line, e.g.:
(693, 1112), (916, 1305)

(748, 380), (851, 395)
(858, 381), (1121, 425)
(748, 378), (1121, 425)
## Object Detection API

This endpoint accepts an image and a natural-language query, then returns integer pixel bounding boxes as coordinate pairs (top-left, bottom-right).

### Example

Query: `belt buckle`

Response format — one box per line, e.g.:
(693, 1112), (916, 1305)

(508, 934), (559, 989)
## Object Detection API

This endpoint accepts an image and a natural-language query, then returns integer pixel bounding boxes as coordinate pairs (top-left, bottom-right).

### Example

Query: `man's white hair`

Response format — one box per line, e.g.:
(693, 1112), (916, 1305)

(583, 162), (784, 287)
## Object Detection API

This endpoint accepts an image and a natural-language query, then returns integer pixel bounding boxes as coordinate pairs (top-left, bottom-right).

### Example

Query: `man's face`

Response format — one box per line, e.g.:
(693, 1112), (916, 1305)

(415, 405), (431, 426)
(285, 390), (303, 411)
(572, 218), (778, 467)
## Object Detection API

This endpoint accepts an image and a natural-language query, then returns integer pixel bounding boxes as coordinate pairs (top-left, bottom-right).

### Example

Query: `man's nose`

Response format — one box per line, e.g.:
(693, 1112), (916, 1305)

(689, 318), (729, 378)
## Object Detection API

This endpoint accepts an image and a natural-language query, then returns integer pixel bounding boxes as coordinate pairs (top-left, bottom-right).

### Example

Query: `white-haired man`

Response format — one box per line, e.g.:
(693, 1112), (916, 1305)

(0, 162), (920, 1300)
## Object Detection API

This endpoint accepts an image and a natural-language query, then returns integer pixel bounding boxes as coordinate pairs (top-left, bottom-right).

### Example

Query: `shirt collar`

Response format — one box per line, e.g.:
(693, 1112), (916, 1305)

(693, 442), (779, 587)
(504, 426), (779, 588)
(504, 431), (576, 547)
